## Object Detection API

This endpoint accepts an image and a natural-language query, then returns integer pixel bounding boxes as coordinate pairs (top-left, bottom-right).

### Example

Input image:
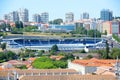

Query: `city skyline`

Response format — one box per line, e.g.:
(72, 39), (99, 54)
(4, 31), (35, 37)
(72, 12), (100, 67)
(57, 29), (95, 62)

(0, 0), (120, 21)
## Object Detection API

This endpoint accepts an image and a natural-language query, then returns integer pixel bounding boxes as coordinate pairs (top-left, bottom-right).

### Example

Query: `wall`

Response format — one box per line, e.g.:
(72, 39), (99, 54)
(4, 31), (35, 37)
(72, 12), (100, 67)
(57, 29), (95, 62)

(68, 60), (85, 74)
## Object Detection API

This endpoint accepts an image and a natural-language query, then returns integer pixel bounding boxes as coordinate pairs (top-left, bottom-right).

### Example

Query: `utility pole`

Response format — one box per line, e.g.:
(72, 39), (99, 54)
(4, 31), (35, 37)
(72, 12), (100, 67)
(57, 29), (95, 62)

(115, 56), (120, 80)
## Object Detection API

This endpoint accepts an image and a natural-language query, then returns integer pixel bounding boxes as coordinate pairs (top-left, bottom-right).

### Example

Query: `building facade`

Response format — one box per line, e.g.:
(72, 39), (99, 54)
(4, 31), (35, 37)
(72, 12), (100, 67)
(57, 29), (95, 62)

(112, 21), (120, 34)
(102, 21), (112, 35)
(100, 9), (113, 21)
(81, 12), (89, 19)
(41, 12), (49, 24)
(33, 14), (41, 23)
(3, 11), (19, 22)
(65, 12), (74, 23)
(18, 8), (29, 22)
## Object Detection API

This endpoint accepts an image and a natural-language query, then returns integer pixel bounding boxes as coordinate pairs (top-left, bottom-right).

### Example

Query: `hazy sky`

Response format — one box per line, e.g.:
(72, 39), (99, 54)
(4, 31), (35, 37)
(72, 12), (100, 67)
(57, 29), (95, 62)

(0, 0), (120, 21)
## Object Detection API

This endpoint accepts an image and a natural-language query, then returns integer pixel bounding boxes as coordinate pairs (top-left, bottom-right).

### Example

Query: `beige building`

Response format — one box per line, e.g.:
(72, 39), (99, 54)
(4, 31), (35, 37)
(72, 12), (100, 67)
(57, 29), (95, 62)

(102, 21), (112, 35)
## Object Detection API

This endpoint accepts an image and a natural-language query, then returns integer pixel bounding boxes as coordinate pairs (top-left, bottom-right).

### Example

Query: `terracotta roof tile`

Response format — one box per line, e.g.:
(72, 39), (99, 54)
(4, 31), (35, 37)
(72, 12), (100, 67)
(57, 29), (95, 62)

(19, 75), (117, 80)
(72, 58), (118, 67)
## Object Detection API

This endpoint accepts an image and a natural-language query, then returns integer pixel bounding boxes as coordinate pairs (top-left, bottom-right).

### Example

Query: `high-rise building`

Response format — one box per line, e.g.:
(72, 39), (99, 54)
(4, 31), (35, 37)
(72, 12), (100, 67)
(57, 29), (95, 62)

(18, 8), (29, 22)
(81, 12), (89, 19)
(4, 11), (19, 22)
(3, 14), (9, 21)
(33, 14), (41, 23)
(41, 12), (49, 24)
(100, 9), (113, 21)
(65, 12), (74, 23)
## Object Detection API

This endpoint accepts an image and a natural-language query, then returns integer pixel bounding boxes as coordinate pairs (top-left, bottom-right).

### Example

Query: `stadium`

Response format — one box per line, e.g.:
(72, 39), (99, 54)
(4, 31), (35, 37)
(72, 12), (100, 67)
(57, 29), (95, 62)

(1, 36), (106, 51)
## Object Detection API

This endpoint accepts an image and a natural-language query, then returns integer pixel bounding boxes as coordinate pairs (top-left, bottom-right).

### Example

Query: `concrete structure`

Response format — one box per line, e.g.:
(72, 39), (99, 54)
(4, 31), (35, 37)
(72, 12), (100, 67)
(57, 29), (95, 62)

(1, 36), (104, 51)
(33, 14), (41, 23)
(96, 21), (103, 33)
(41, 12), (49, 23)
(68, 58), (117, 75)
(100, 9), (113, 21)
(4, 11), (19, 22)
(65, 12), (74, 23)
(102, 21), (112, 35)
(112, 21), (120, 34)
(9, 11), (19, 22)
(81, 12), (89, 19)
(3, 14), (9, 21)
(18, 8), (29, 22)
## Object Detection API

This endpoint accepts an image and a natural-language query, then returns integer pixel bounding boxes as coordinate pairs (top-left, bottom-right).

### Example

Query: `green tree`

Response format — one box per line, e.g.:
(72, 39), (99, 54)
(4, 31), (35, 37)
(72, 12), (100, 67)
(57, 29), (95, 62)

(11, 27), (23, 34)
(0, 52), (5, 63)
(32, 56), (67, 69)
(106, 40), (109, 59)
(51, 44), (58, 51)
(105, 30), (107, 35)
(49, 18), (63, 25)
(15, 65), (27, 69)
(50, 44), (58, 55)
(97, 49), (107, 59)
(61, 53), (74, 60)
(110, 48), (120, 59)
(86, 55), (93, 59)
(88, 29), (101, 37)
(32, 56), (56, 69)
(24, 26), (37, 32)
(1, 43), (6, 50)
(37, 50), (45, 56)
(29, 53), (35, 57)
(15, 21), (23, 28)
(5, 51), (16, 60)
(54, 60), (67, 68)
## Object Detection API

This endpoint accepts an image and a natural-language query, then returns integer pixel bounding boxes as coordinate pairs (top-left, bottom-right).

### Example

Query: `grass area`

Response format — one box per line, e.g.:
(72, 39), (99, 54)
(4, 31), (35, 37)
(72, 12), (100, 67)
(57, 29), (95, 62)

(7, 32), (72, 38)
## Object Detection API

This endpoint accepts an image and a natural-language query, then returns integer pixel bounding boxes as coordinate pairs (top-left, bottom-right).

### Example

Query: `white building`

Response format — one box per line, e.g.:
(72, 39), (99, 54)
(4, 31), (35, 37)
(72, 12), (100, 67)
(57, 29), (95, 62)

(68, 58), (117, 75)
(41, 12), (49, 24)
(68, 60), (97, 74)
(4, 11), (19, 22)
(33, 14), (41, 23)
(81, 12), (89, 19)
(65, 12), (74, 23)
(18, 8), (29, 22)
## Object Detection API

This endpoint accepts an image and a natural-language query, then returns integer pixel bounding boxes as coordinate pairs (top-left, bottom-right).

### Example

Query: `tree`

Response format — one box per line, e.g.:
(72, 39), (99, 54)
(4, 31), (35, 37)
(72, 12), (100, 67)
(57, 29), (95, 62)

(110, 48), (120, 59)
(49, 18), (63, 25)
(15, 21), (23, 28)
(50, 45), (58, 55)
(105, 30), (107, 35)
(1, 43), (6, 50)
(106, 40), (109, 59)
(0, 52), (5, 63)
(32, 56), (67, 69)
(86, 55), (93, 59)
(37, 50), (45, 56)
(88, 29), (101, 38)
(15, 65), (27, 69)
(61, 53), (74, 60)
(97, 49), (107, 59)
(5, 51), (16, 60)
(51, 45), (58, 51)
(19, 21), (23, 28)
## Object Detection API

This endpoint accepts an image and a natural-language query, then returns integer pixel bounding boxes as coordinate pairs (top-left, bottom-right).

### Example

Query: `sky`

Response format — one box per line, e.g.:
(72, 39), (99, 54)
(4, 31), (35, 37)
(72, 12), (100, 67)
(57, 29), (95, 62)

(0, 0), (120, 21)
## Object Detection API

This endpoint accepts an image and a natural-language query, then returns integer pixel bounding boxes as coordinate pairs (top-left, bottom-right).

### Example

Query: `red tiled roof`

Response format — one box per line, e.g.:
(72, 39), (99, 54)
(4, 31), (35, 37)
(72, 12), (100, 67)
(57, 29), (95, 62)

(0, 66), (3, 70)
(50, 55), (64, 60)
(72, 58), (117, 67)
(19, 75), (117, 80)
(28, 57), (36, 62)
